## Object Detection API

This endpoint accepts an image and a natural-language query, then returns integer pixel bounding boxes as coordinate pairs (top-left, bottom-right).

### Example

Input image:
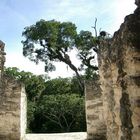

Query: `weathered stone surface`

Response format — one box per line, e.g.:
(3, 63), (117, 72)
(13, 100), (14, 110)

(97, 1), (140, 140)
(135, 0), (140, 6)
(25, 132), (87, 140)
(0, 41), (6, 95)
(0, 41), (27, 140)
(85, 80), (107, 140)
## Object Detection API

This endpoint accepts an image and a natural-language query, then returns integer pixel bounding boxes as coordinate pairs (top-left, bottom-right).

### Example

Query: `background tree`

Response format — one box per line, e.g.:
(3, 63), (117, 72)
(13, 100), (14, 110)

(22, 19), (85, 93)
(75, 30), (98, 79)
(33, 94), (86, 133)
(41, 77), (82, 96)
(42, 77), (72, 96)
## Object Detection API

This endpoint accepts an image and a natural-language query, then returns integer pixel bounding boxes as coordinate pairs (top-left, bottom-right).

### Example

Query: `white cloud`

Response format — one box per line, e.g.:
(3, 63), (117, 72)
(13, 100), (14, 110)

(40, 0), (96, 21)
(40, 0), (136, 34)
(5, 52), (45, 74)
(107, 0), (136, 34)
(5, 51), (77, 78)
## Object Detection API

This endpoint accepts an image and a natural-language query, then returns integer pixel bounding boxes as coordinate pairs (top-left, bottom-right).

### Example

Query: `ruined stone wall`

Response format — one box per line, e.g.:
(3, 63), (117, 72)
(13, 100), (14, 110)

(0, 41), (27, 140)
(85, 80), (106, 140)
(97, 1), (140, 140)
(0, 41), (5, 95)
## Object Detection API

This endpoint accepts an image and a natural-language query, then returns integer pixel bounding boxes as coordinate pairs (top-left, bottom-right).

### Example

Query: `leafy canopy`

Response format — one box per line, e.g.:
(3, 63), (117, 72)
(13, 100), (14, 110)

(36, 94), (86, 132)
(22, 19), (77, 72)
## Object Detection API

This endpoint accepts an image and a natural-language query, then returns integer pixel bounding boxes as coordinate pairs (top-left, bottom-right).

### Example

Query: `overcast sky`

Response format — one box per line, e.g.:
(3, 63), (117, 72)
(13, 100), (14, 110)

(0, 0), (136, 78)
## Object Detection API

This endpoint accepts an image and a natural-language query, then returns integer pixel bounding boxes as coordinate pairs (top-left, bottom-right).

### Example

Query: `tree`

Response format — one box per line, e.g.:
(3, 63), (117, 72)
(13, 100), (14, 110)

(75, 19), (111, 79)
(22, 19), (85, 93)
(41, 77), (82, 96)
(70, 76), (84, 95)
(42, 77), (72, 95)
(34, 94), (86, 133)
(26, 101), (36, 133)
(75, 30), (98, 73)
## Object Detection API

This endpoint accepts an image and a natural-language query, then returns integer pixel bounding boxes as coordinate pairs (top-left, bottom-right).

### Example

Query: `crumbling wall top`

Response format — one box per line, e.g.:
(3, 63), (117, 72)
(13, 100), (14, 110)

(0, 40), (5, 51)
(0, 40), (6, 70)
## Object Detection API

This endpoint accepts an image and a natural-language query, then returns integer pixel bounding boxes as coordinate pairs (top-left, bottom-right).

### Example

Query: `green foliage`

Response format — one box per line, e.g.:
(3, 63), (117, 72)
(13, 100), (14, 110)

(4, 67), (22, 79)
(84, 68), (99, 80)
(70, 76), (84, 95)
(22, 20), (77, 72)
(25, 75), (45, 101)
(26, 101), (36, 133)
(76, 30), (95, 51)
(42, 77), (72, 95)
(32, 94), (86, 133)
(75, 30), (98, 72)
(42, 77), (82, 96)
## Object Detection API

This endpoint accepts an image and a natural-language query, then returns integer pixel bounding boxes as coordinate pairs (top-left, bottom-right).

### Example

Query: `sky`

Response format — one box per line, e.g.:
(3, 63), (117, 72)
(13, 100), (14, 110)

(0, 0), (136, 78)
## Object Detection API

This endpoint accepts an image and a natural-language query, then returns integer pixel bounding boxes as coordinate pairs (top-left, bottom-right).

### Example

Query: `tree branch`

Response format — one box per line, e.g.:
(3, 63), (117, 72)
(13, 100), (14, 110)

(43, 113), (64, 130)
(92, 18), (98, 37)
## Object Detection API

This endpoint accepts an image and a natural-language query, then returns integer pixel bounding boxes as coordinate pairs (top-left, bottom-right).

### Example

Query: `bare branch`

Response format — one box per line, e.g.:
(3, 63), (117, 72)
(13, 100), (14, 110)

(92, 18), (98, 37)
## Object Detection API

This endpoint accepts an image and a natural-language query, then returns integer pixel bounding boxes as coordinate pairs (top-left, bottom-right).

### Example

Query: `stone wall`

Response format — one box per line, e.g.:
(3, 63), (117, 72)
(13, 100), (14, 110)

(85, 80), (106, 140)
(86, 1), (140, 140)
(0, 41), (27, 140)
(97, 1), (140, 140)
(0, 40), (5, 95)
